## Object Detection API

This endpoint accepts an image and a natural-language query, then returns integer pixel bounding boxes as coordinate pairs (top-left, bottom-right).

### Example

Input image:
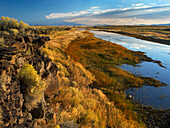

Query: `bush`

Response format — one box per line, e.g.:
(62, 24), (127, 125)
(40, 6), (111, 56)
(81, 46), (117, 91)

(19, 63), (47, 95)
(0, 16), (29, 32)
(8, 18), (19, 29)
(10, 29), (19, 36)
(0, 37), (4, 46)
(19, 21), (29, 29)
(19, 21), (29, 33)
(0, 31), (9, 35)
(52, 86), (143, 128)
(56, 62), (70, 77)
(0, 107), (2, 124)
(0, 16), (10, 30)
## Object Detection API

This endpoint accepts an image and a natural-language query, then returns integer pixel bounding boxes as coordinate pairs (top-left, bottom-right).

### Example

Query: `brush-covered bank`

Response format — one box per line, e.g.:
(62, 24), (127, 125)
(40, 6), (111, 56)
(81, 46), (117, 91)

(65, 31), (170, 128)
(41, 29), (145, 128)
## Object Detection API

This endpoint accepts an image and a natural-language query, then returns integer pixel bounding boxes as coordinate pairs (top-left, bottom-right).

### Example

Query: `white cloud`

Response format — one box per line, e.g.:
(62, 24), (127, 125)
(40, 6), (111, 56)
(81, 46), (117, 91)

(149, 3), (156, 6)
(132, 3), (144, 7)
(46, 4), (160, 19)
(46, 5), (154, 19)
(66, 17), (170, 25)
(122, 1), (126, 3)
(46, 6), (100, 19)
(90, 7), (99, 9)
(45, 4), (170, 25)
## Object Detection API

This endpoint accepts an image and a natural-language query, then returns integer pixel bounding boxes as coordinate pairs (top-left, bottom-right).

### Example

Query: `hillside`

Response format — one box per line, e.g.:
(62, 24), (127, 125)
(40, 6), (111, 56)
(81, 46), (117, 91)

(0, 17), (169, 128)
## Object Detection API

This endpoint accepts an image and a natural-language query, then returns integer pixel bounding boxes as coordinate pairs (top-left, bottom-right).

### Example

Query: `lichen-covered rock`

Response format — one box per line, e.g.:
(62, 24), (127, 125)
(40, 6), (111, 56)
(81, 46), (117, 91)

(0, 28), (59, 127)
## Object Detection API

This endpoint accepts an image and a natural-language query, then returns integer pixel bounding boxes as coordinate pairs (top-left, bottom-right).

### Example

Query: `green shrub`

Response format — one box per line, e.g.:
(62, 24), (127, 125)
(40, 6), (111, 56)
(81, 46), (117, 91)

(19, 21), (29, 32)
(8, 18), (19, 29)
(19, 21), (29, 29)
(19, 63), (47, 95)
(0, 16), (10, 30)
(0, 16), (29, 32)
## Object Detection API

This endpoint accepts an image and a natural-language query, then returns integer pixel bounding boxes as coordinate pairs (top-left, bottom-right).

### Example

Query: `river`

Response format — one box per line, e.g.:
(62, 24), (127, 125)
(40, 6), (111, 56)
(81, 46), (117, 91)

(91, 30), (170, 110)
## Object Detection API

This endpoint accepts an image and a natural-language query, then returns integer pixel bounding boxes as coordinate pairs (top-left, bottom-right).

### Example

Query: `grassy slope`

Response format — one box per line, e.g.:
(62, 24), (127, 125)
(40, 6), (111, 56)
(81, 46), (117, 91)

(41, 29), (146, 127)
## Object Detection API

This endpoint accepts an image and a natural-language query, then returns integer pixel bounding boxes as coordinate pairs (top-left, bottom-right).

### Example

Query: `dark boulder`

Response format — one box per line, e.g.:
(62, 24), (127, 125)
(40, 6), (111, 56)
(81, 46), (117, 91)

(24, 36), (33, 43)
(32, 38), (46, 49)
(16, 35), (25, 43)
(41, 36), (50, 41)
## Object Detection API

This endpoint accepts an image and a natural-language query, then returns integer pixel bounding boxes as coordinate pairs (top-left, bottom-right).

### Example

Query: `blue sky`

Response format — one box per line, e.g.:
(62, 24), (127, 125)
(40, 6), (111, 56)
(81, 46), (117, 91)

(0, 0), (170, 25)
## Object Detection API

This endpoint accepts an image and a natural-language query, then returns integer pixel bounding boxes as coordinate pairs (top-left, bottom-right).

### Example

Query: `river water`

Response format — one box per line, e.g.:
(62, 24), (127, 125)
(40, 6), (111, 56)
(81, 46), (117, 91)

(91, 31), (170, 109)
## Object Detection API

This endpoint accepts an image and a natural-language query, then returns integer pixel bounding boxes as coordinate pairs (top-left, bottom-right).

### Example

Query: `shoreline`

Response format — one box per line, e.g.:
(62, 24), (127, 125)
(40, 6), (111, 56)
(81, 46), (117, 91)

(66, 31), (170, 127)
(89, 29), (170, 46)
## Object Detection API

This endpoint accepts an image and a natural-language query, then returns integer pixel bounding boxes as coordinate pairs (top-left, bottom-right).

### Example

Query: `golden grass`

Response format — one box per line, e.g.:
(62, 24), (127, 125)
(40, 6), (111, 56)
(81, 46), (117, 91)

(65, 31), (149, 90)
(49, 86), (144, 128)
(64, 31), (168, 127)
(42, 29), (145, 127)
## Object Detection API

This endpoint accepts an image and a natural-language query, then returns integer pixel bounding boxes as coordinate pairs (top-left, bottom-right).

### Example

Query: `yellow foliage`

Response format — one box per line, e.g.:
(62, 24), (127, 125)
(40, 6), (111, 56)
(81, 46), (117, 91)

(54, 125), (60, 128)
(9, 18), (19, 28)
(10, 29), (19, 36)
(51, 86), (144, 128)
(56, 62), (70, 77)
(0, 37), (4, 46)
(0, 16), (29, 31)
(19, 63), (47, 94)
(19, 20), (29, 29)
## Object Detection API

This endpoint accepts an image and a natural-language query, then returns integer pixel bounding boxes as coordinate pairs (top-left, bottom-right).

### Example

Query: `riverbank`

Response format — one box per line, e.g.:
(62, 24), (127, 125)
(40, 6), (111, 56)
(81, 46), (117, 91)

(66, 31), (167, 89)
(42, 29), (146, 127)
(65, 30), (169, 127)
(106, 30), (170, 46)
(87, 26), (170, 46)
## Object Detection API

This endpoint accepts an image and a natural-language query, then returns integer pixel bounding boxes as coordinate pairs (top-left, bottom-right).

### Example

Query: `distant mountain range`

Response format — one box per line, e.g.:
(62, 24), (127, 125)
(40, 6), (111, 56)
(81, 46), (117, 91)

(31, 20), (170, 26)
(31, 21), (84, 26)
(155, 23), (170, 26)
(139, 23), (170, 26)
(49, 21), (84, 26)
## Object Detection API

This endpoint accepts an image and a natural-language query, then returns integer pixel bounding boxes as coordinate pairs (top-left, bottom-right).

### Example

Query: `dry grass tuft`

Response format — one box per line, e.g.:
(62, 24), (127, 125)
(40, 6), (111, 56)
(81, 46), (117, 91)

(50, 86), (144, 128)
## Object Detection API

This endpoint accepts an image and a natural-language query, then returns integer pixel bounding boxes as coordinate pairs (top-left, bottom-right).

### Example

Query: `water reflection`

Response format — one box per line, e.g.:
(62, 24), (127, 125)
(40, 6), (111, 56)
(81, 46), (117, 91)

(91, 31), (170, 109)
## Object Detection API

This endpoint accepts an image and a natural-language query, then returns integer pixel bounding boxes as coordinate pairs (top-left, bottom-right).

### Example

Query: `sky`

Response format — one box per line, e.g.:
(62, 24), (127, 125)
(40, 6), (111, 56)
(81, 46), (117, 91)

(0, 0), (170, 25)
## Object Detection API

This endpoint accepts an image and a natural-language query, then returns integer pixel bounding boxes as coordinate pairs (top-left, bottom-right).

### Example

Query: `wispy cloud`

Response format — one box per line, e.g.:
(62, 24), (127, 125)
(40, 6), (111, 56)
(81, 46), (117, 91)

(149, 3), (156, 6)
(46, 6), (100, 19)
(66, 17), (170, 25)
(46, 4), (170, 25)
(46, 5), (153, 19)
(132, 3), (144, 7)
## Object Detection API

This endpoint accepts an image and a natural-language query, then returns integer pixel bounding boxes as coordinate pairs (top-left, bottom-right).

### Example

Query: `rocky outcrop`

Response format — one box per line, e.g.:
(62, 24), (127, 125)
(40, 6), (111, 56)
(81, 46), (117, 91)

(0, 30), (58, 127)
(30, 27), (71, 35)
